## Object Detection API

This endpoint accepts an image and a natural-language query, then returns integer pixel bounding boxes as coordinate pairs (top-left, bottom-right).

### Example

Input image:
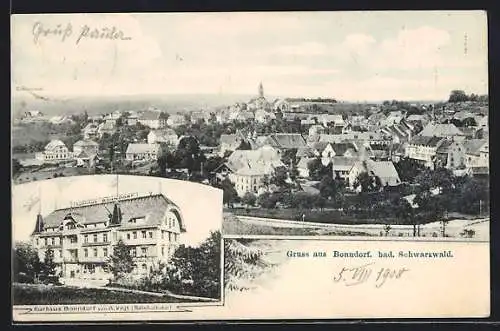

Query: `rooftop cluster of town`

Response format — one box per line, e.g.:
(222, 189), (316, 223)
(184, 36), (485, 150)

(13, 84), (489, 216)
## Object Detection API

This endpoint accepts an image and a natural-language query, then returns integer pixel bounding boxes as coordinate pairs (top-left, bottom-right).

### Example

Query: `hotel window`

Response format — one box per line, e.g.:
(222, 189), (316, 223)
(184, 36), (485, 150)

(103, 248), (108, 257)
(127, 233), (131, 240)
(84, 248), (88, 257)
(71, 236), (77, 243)
(84, 235), (88, 243)
(51, 238), (55, 245)
(93, 248), (98, 257)
(103, 233), (108, 242)
(93, 234), (98, 243)
(142, 231), (147, 239)
(44, 238), (48, 246)
(131, 248), (137, 257)
(161, 246), (165, 256)
(133, 232), (137, 239)
(161, 231), (164, 239)
(141, 247), (147, 257)
(148, 232), (153, 239)
(36, 238), (39, 246)
(59, 250), (62, 258)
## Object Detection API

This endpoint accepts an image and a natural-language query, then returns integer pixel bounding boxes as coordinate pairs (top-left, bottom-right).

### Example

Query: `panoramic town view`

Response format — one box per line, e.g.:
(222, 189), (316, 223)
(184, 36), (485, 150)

(11, 11), (489, 315)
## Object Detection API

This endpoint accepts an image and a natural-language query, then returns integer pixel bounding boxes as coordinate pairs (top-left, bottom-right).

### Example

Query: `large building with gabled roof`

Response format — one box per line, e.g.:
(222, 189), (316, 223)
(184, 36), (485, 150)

(30, 193), (185, 281)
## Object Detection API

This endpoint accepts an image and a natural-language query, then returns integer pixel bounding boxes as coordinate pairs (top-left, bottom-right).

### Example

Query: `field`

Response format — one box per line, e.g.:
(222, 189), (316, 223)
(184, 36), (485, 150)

(13, 283), (199, 305)
(14, 166), (93, 184)
(222, 213), (373, 236)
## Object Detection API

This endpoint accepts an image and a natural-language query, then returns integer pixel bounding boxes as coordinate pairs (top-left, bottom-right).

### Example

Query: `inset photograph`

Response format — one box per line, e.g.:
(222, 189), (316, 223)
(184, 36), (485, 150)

(12, 175), (222, 309)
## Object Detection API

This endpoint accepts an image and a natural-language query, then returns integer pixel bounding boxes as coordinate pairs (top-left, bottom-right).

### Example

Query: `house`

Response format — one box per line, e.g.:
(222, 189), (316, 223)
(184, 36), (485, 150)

(308, 124), (326, 137)
(73, 140), (99, 157)
(219, 133), (246, 156)
(98, 121), (116, 138)
(319, 114), (345, 128)
(166, 114), (187, 127)
(127, 114), (138, 126)
(367, 112), (387, 126)
(224, 146), (285, 196)
(147, 129), (179, 147)
(139, 111), (167, 129)
(330, 157), (358, 181)
(297, 157), (314, 178)
(348, 160), (401, 190)
(310, 142), (358, 165)
(125, 143), (162, 161)
(35, 140), (73, 163)
(262, 133), (308, 151)
(435, 140), (466, 170)
(384, 111), (404, 126)
(30, 193), (184, 280)
(463, 139), (489, 169)
(83, 123), (99, 140)
(419, 122), (464, 139)
(405, 136), (445, 169)
(255, 109), (276, 123)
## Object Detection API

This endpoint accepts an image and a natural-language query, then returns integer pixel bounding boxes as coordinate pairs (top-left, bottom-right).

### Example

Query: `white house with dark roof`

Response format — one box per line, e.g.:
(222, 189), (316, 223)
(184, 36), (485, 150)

(35, 140), (73, 163)
(463, 139), (489, 169)
(224, 146), (285, 196)
(125, 143), (162, 161)
(139, 111), (167, 129)
(405, 135), (445, 169)
(30, 193), (184, 280)
(348, 160), (401, 191)
(147, 128), (179, 147)
(419, 122), (464, 139)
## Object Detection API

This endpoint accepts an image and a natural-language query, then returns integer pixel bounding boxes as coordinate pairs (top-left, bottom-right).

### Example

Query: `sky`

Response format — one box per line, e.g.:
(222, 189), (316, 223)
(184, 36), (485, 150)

(11, 11), (488, 101)
(12, 175), (223, 247)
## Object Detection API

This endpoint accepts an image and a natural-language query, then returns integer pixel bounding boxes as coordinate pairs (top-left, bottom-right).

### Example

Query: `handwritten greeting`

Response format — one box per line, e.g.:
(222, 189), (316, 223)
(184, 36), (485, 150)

(333, 263), (410, 288)
(32, 22), (132, 45)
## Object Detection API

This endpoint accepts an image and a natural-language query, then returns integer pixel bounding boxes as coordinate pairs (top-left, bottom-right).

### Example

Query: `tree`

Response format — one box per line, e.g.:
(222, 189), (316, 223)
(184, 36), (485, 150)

(175, 136), (206, 174)
(165, 231), (221, 298)
(306, 158), (333, 181)
(13, 243), (41, 283)
(12, 158), (22, 177)
(241, 192), (257, 207)
(354, 171), (382, 193)
(41, 247), (57, 277)
(448, 90), (469, 103)
(107, 239), (135, 280)
(216, 178), (239, 208)
(393, 198), (416, 236)
(318, 175), (339, 200)
(395, 157), (427, 183)
(257, 191), (277, 209)
(270, 166), (289, 188)
(156, 154), (168, 177)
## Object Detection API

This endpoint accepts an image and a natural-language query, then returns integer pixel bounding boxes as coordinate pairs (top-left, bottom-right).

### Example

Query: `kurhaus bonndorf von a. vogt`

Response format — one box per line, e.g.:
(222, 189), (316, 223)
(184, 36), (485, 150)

(30, 193), (185, 281)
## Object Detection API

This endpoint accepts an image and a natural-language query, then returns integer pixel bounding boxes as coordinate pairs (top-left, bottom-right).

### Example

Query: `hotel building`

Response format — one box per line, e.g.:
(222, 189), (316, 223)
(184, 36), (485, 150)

(30, 193), (185, 281)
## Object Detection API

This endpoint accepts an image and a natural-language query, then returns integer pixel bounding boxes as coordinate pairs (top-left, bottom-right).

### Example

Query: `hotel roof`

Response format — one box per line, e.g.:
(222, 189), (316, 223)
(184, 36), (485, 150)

(39, 194), (185, 231)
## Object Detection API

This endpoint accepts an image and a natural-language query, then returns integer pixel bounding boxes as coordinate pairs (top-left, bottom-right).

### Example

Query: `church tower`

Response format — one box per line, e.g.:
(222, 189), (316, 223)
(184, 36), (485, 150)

(258, 82), (264, 98)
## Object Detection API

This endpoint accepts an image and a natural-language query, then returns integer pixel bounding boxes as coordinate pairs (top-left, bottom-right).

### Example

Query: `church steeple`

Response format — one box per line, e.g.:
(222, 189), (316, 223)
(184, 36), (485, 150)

(258, 82), (264, 98)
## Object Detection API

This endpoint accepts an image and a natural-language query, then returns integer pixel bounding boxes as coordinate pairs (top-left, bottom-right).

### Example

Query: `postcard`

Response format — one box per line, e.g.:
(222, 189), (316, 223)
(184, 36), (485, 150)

(11, 11), (489, 321)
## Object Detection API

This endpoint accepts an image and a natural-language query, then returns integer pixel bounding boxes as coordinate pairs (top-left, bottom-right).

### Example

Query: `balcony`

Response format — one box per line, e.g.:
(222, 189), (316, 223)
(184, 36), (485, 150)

(81, 241), (111, 247)
(63, 256), (79, 263)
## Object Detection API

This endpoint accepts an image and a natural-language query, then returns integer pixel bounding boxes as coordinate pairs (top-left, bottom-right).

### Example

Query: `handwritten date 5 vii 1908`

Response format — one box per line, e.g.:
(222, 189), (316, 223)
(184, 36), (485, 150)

(333, 263), (409, 288)
(32, 22), (132, 45)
